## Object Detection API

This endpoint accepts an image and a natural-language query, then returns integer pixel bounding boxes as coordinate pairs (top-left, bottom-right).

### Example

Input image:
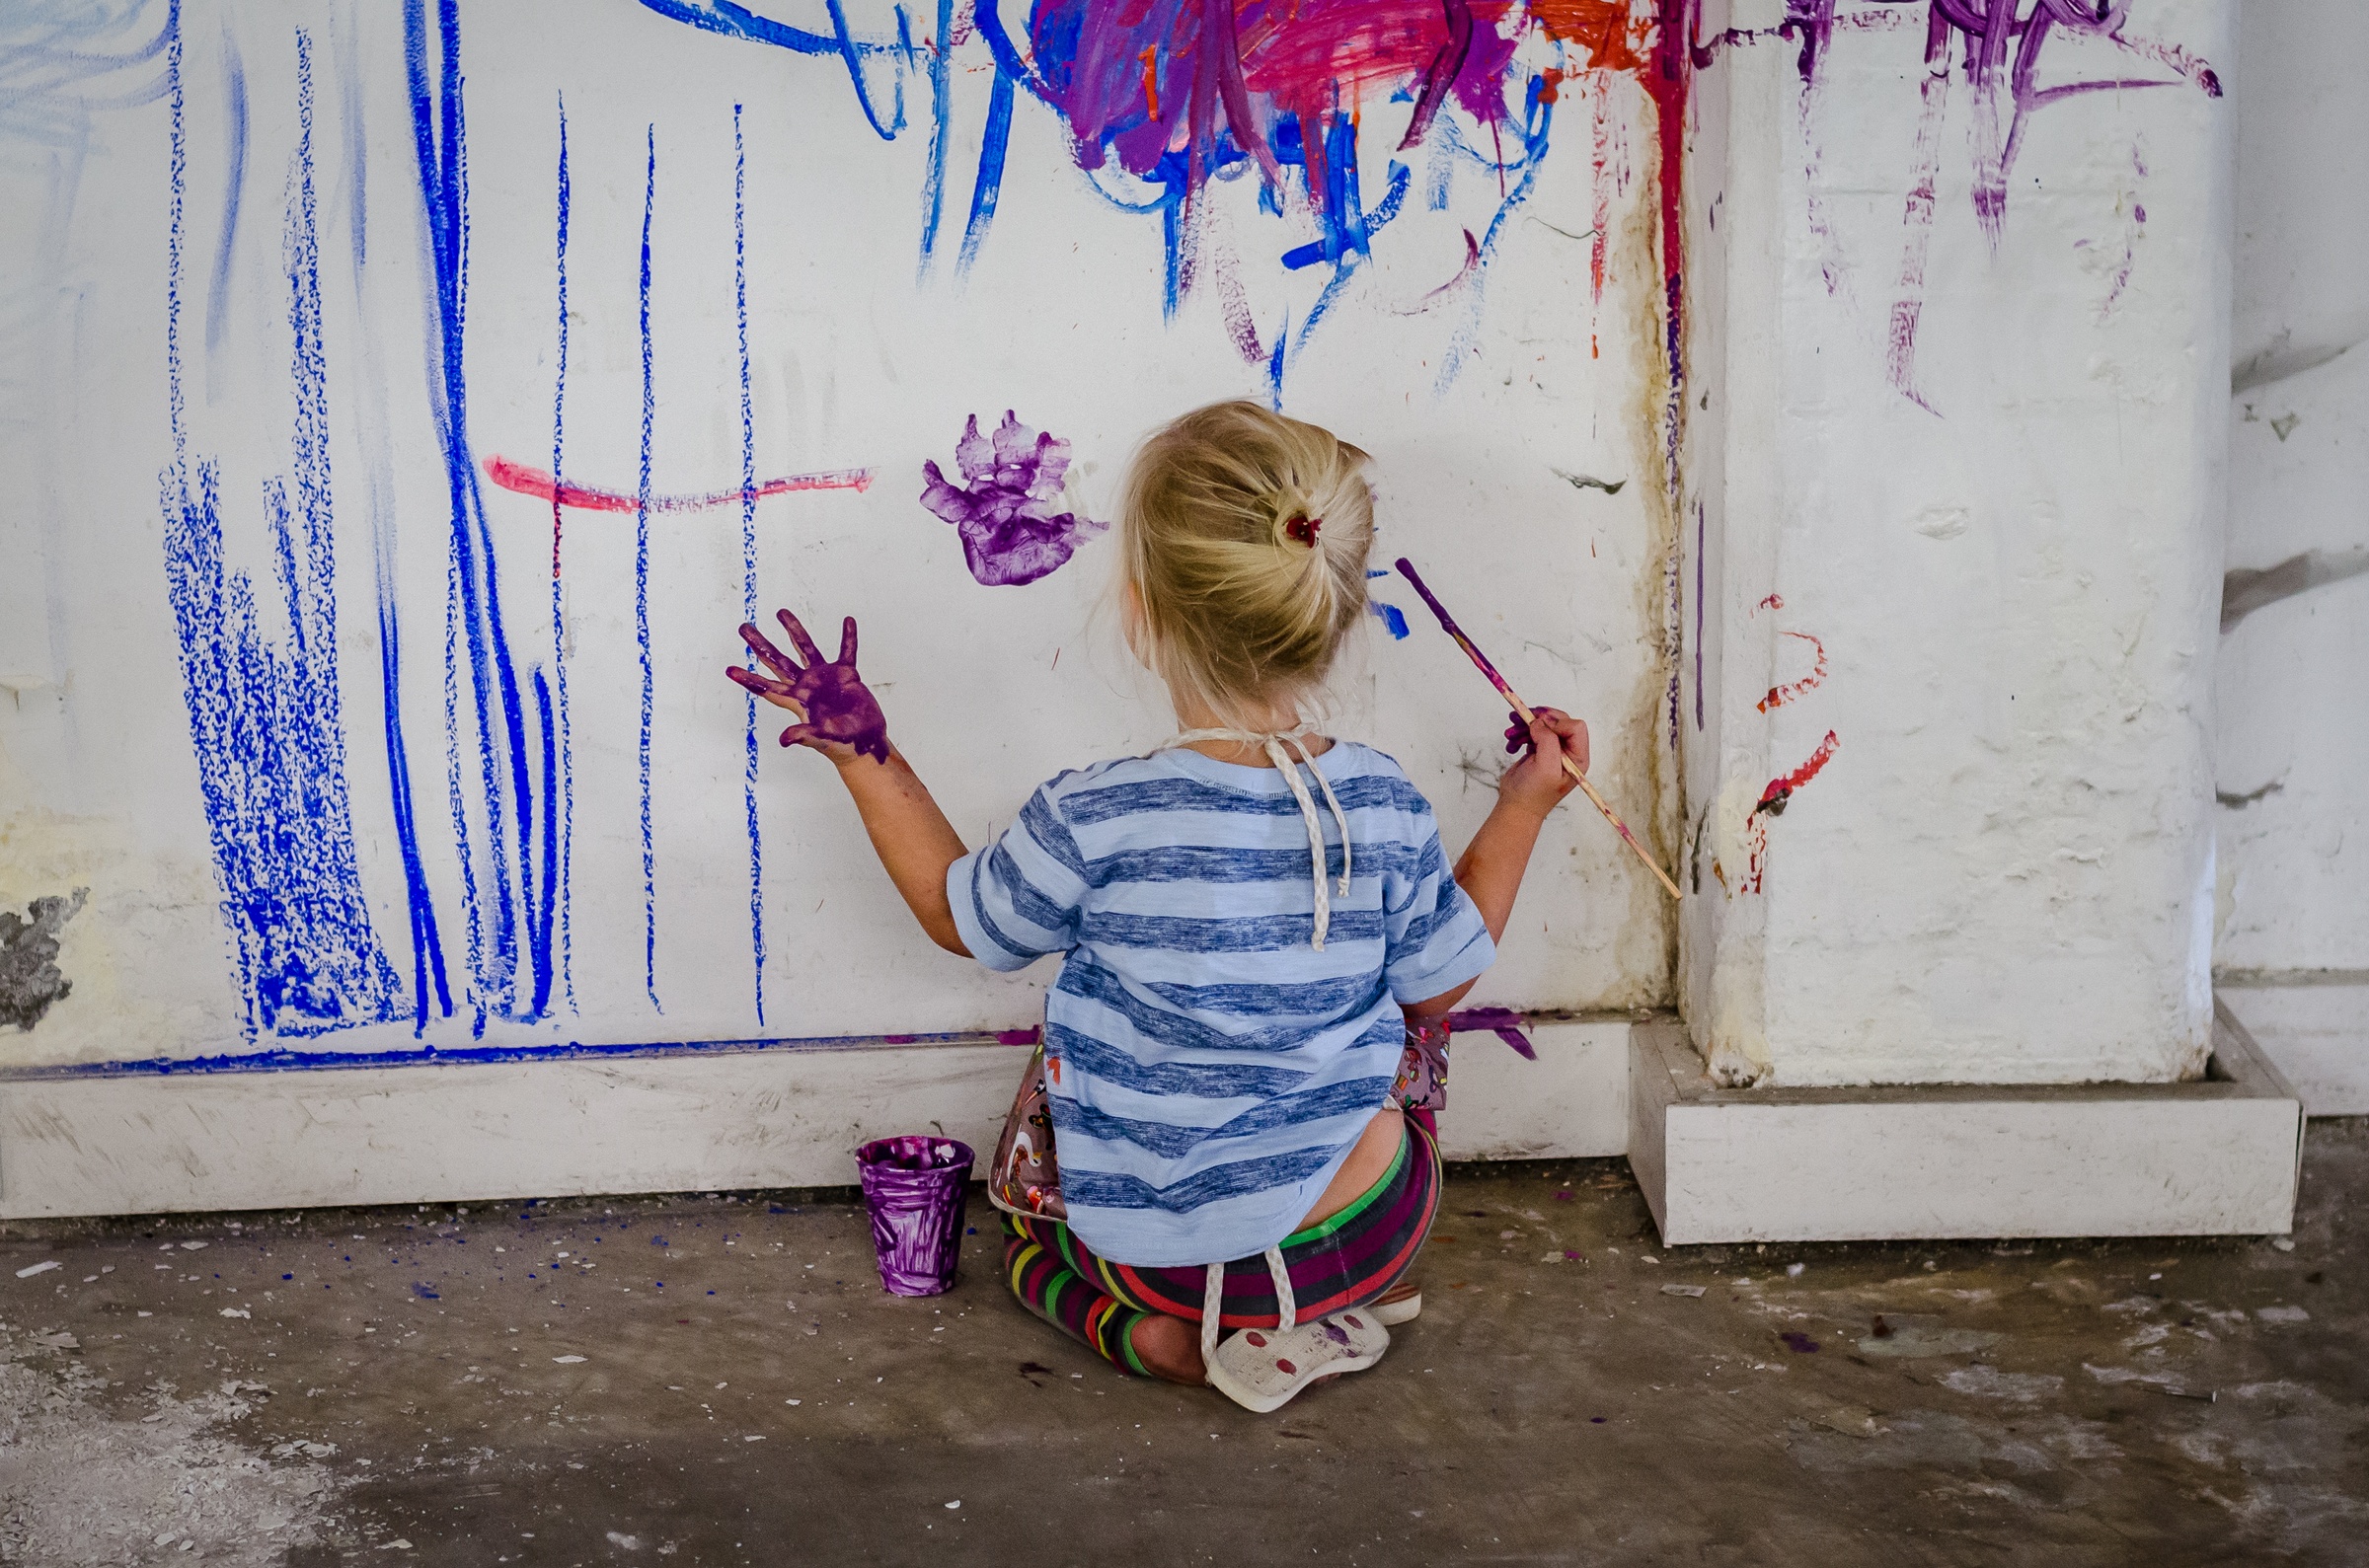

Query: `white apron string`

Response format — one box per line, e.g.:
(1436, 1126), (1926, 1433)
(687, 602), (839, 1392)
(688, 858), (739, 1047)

(1198, 1246), (1300, 1372)
(1161, 725), (1352, 950)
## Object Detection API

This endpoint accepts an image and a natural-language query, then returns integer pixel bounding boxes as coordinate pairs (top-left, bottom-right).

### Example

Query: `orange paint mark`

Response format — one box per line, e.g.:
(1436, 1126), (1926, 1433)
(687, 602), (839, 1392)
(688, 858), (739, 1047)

(1140, 44), (1159, 118)
(1530, 0), (1648, 72)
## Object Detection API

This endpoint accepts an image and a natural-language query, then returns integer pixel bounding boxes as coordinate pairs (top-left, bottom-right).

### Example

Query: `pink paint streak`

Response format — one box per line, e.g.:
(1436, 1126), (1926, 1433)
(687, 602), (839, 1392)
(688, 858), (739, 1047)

(485, 455), (873, 514)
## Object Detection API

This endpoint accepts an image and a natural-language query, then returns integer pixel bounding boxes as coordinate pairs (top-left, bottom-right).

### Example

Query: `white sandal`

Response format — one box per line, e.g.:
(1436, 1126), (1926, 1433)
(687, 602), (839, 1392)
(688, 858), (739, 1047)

(1371, 1280), (1422, 1326)
(1199, 1249), (1392, 1414)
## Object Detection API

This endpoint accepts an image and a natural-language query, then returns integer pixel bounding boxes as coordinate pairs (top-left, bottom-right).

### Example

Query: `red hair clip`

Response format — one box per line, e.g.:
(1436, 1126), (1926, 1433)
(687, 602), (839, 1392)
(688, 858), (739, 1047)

(1283, 513), (1322, 547)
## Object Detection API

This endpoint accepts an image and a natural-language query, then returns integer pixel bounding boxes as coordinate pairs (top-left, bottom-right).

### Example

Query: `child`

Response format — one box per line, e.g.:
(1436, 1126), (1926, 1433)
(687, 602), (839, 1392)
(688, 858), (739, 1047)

(729, 401), (1586, 1412)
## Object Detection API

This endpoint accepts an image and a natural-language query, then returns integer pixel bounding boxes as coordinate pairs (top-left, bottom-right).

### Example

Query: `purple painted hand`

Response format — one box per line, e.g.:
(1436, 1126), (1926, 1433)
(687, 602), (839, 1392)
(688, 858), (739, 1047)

(727, 608), (890, 765)
(919, 411), (1108, 587)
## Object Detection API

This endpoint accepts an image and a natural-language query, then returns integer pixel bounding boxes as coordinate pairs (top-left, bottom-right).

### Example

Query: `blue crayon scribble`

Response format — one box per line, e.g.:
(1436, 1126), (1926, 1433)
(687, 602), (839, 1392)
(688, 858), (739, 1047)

(637, 123), (660, 1013)
(159, 21), (404, 1039)
(404, 0), (558, 1027)
(734, 104), (765, 1027)
(551, 92), (576, 1010)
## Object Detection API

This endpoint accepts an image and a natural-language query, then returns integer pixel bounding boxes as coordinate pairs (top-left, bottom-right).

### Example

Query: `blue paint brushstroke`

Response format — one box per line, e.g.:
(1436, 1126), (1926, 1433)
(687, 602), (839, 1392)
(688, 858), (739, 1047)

(1369, 601), (1410, 640)
(403, 0), (554, 1023)
(637, 123), (660, 1013)
(551, 91), (575, 1010)
(159, 19), (403, 1038)
(825, 0), (910, 140)
(958, 66), (1014, 276)
(734, 104), (764, 1028)
(202, 25), (245, 356)
(1433, 76), (1555, 396)
(915, 0), (954, 273)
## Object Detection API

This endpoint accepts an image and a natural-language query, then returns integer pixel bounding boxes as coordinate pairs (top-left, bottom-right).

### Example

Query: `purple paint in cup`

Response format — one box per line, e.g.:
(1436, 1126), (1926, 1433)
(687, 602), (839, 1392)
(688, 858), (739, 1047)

(854, 1136), (975, 1297)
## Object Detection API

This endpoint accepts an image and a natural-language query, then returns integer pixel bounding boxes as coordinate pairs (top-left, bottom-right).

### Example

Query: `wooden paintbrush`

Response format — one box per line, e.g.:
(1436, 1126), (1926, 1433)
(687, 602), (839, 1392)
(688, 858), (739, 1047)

(1392, 557), (1684, 901)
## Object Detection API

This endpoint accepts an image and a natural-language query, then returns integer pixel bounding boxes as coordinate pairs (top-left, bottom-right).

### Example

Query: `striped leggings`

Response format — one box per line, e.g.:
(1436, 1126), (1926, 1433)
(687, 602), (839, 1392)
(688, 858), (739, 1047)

(1000, 1112), (1441, 1376)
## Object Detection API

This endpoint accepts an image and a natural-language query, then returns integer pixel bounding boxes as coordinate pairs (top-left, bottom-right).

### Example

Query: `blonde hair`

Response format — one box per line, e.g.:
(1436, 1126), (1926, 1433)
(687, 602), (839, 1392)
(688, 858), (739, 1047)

(1119, 401), (1375, 726)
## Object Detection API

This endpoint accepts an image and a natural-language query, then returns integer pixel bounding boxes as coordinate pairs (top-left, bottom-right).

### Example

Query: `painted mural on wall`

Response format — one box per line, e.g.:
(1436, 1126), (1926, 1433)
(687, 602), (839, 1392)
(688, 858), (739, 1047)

(0, 0), (2219, 1057)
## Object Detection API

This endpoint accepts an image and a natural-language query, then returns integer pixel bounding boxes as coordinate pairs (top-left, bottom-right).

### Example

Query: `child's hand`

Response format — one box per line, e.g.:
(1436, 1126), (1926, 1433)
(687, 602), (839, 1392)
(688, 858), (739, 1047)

(1497, 706), (1589, 818)
(727, 609), (891, 765)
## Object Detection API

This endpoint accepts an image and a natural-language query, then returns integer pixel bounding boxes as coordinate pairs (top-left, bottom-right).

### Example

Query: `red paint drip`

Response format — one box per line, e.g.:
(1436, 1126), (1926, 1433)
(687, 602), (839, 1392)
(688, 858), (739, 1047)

(485, 455), (873, 514)
(1757, 729), (1840, 814)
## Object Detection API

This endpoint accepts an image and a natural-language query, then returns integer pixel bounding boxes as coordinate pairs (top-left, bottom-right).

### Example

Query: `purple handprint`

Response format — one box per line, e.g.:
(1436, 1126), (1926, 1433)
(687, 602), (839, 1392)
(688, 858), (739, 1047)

(919, 411), (1108, 588)
(728, 608), (890, 765)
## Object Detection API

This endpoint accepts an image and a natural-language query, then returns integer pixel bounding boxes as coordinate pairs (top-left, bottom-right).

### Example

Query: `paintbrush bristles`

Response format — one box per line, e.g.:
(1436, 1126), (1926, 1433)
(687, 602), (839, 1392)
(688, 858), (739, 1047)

(1393, 557), (1683, 902)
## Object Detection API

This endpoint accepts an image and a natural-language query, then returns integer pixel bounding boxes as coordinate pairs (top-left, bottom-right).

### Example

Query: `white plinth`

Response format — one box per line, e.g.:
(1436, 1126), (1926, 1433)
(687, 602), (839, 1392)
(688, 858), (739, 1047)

(0, 1020), (1632, 1221)
(1630, 1001), (2303, 1245)
(2216, 981), (2369, 1117)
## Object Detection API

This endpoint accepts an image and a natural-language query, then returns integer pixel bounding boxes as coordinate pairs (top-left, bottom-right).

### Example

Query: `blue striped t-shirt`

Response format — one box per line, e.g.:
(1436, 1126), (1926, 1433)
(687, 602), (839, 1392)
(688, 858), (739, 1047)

(947, 742), (1494, 1267)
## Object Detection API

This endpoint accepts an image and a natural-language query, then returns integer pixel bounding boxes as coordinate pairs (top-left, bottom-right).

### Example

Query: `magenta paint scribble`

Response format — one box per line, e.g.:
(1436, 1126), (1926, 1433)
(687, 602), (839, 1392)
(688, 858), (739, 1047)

(1445, 1005), (1538, 1060)
(919, 411), (1108, 587)
(1838, 1), (2219, 409)
(1394, 228), (1484, 315)
(728, 608), (890, 764)
(1399, 0), (1479, 151)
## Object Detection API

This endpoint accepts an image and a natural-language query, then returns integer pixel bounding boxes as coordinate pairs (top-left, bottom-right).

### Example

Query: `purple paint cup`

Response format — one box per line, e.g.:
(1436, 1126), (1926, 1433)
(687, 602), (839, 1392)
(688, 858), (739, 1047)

(854, 1136), (975, 1297)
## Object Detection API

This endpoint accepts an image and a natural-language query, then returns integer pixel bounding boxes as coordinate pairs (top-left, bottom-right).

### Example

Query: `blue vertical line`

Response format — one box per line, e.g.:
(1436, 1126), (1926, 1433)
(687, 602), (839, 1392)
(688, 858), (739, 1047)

(445, 516), (482, 1033)
(638, 123), (660, 1013)
(532, 668), (558, 1017)
(164, 0), (185, 469)
(344, 13), (446, 1026)
(956, 67), (1013, 275)
(203, 27), (247, 356)
(915, 0), (953, 273)
(405, 0), (548, 1019)
(735, 105), (765, 1028)
(552, 93), (575, 1011)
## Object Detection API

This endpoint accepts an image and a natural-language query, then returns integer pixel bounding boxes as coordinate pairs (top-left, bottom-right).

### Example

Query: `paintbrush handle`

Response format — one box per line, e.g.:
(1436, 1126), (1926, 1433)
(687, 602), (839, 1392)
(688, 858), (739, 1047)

(1501, 693), (1687, 902)
(1396, 557), (1682, 901)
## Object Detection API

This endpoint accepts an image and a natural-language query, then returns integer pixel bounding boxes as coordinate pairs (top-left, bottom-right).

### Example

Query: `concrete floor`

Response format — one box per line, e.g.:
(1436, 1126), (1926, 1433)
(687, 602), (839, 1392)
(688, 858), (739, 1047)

(2, 1121), (2362, 1567)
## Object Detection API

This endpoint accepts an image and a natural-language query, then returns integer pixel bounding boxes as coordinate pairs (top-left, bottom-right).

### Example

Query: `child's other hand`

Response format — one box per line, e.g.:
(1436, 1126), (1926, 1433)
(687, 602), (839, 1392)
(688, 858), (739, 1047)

(727, 609), (891, 765)
(1498, 707), (1588, 817)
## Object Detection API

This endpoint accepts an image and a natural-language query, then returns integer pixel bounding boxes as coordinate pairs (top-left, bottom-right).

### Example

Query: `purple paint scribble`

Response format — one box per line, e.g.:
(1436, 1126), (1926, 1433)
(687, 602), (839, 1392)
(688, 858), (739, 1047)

(1780, 1330), (1820, 1353)
(1445, 1005), (1537, 1060)
(729, 609), (891, 765)
(919, 411), (1107, 587)
(855, 1135), (974, 1297)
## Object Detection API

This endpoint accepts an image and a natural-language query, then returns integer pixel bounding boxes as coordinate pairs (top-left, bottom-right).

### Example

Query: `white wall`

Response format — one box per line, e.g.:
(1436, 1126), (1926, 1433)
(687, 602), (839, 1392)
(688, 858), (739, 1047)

(1685, 0), (2236, 1087)
(0, 3), (1688, 1079)
(2213, 0), (2369, 1111)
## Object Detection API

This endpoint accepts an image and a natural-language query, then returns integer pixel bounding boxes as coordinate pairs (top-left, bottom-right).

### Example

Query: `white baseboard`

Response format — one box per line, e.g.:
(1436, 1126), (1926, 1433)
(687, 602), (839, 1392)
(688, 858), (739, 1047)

(2216, 980), (2369, 1117)
(1629, 1003), (2305, 1244)
(0, 1020), (1632, 1221)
